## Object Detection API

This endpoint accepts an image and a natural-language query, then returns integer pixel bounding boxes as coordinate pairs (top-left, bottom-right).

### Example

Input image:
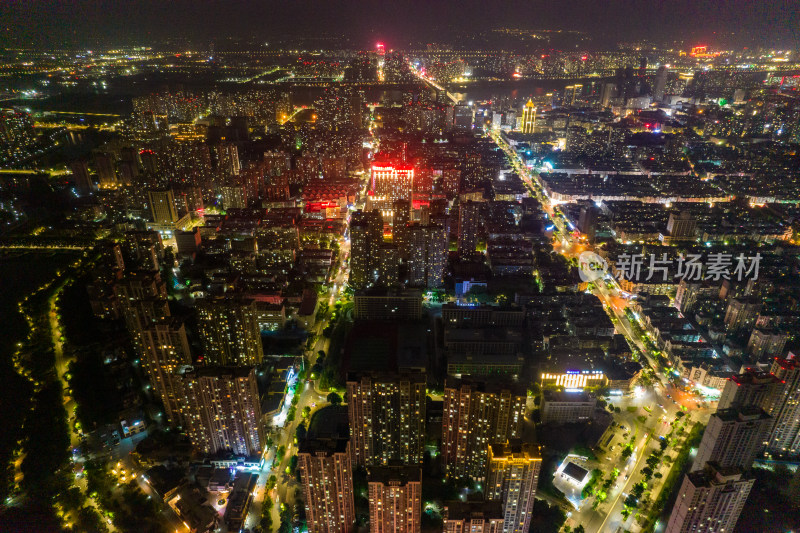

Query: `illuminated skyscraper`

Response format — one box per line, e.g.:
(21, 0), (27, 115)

(665, 463), (753, 533)
(486, 441), (542, 533)
(173, 366), (263, 456)
(442, 379), (526, 480)
(520, 99), (536, 134)
(367, 466), (422, 533)
(371, 161), (414, 201)
(347, 372), (427, 466)
(299, 406), (355, 533)
(196, 295), (264, 366)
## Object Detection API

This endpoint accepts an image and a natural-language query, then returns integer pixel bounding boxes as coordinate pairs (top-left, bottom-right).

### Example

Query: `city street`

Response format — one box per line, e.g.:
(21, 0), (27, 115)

(488, 129), (713, 533)
(243, 232), (351, 531)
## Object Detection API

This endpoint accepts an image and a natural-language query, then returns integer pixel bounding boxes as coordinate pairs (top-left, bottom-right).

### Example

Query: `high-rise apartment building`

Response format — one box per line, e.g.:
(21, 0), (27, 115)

(577, 205), (599, 243)
(173, 366), (263, 456)
(665, 211), (697, 242)
(377, 242), (399, 287)
(653, 65), (668, 101)
(148, 189), (179, 224)
(404, 223), (447, 288)
(141, 317), (193, 423)
(367, 466), (422, 533)
(452, 104), (474, 130)
(392, 199), (411, 254)
(458, 200), (482, 253)
(665, 462), (753, 533)
(70, 159), (95, 195)
(442, 501), (504, 533)
(724, 297), (762, 332)
(718, 369), (783, 412)
(767, 355), (800, 456)
(298, 406), (355, 533)
(94, 152), (118, 188)
(115, 270), (170, 360)
(747, 328), (789, 361)
(350, 209), (384, 289)
(442, 379), (526, 480)
(371, 162), (414, 201)
(692, 406), (772, 471)
(486, 441), (542, 533)
(347, 372), (427, 466)
(196, 295), (264, 366)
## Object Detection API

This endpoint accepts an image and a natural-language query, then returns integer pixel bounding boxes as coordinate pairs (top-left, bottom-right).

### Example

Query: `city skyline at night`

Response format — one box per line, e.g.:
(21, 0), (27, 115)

(2, 2), (800, 533)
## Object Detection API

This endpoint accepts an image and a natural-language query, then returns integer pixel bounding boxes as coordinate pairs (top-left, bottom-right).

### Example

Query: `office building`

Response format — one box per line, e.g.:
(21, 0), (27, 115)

(371, 162), (414, 201)
(353, 290), (423, 321)
(404, 223), (447, 288)
(347, 372), (427, 466)
(173, 366), (263, 456)
(350, 209), (384, 289)
(441, 379), (526, 480)
(441, 304), (525, 328)
(766, 356), (800, 457)
(541, 390), (597, 424)
(367, 466), (422, 533)
(665, 463), (753, 533)
(692, 406), (772, 471)
(148, 189), (179, 224)
(299, 406), (355, 533)
(486, 441), (542, 533)
(196, 295), (264, 366)
(442, 501), (504, 533)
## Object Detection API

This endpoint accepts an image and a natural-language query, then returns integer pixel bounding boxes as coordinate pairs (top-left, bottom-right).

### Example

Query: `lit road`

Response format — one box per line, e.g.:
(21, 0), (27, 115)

(406, 60), (459, 103)
(487, 128), (712, 532)
(243, 233), (351, 531)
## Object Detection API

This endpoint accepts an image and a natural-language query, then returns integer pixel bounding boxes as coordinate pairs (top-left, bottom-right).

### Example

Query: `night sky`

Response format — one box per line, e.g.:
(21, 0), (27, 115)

(1, 0), (799, 49)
